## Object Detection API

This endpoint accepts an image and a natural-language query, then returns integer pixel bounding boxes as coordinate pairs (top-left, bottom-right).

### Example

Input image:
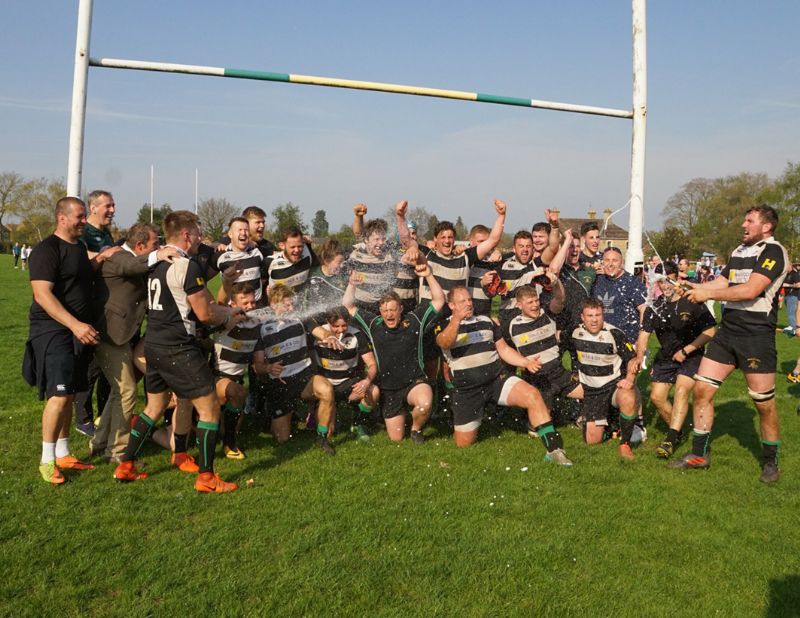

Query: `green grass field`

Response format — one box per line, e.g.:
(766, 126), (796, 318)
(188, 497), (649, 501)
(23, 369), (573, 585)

(1, 253), (799, 617)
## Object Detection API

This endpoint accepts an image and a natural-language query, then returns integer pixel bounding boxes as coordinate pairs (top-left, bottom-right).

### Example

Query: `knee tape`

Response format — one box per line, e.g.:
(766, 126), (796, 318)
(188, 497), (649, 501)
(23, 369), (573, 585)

(747, 387), (775, 403)
(694, 374), (723, 389)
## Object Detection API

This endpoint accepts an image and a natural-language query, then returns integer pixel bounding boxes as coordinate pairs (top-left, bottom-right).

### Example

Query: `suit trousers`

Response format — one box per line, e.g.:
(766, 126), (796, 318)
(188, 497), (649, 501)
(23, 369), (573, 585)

(90, 340), (138, 461)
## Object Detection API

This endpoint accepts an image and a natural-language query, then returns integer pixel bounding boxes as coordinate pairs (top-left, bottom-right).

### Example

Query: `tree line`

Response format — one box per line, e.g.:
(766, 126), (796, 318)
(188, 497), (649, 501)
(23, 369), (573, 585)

(650, 161), (800, 261)
(3, 163), (797, 257)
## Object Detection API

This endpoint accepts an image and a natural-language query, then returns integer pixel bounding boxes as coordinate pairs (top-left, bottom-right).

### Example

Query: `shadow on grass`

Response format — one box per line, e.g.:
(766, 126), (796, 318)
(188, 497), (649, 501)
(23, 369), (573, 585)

(708, 400), (761, 462)
(765, 575), (800, 618)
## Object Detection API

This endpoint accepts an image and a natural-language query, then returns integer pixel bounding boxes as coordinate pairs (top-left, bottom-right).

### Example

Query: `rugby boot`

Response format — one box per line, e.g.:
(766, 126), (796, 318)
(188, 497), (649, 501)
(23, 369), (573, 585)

(667, 453), (710, 470)
(759, 462), (780, 484)
(113, 460), (149, 482)
(544, 448), (574, 467)
(195, 472), (237, 493)
(55, 455), (95, 470)
(171, 452), (199, 473)
(39, 462), (66, 485)
(224, 446), (246, 460)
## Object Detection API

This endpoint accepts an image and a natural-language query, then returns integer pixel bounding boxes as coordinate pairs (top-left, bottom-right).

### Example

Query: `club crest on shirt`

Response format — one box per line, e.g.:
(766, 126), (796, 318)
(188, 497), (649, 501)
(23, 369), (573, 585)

(747, 357), (760, 370)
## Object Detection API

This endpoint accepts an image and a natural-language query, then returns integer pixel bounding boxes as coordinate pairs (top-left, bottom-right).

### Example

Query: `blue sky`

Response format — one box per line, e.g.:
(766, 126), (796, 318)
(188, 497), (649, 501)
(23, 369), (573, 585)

(2, 1), (798, 234)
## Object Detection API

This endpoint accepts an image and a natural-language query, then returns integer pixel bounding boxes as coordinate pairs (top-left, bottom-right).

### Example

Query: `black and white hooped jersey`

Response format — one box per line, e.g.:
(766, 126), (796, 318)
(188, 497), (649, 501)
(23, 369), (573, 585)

(468, 256), (503, 316)
(419, 244), (479, 301)
(145, 252), (206, 346)
(567, 323), (634, 393)
(720, 237), (789, 334)
(213, 307), (271, 377)
(393, 253), (419, 310)
(440, 315), (503, 389)
(498, 256), (544, 319)
(503, 312), (562, 374)
(211, 245), (268, 303)
(347, 242), (398, 308)
(265, 245), (317, 293)
(312, 324), (371, 386)
(256, 313), (313, 380)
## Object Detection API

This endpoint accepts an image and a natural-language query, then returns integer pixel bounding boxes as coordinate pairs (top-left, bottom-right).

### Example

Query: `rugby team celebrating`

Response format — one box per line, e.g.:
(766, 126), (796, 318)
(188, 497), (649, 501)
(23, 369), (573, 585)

(24, 192), (790, 492)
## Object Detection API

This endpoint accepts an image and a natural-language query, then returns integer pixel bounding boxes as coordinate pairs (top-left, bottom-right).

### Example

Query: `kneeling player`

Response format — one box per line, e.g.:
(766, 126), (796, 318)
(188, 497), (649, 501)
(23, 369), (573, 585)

(567, 297), (640, 460)
(504, 285), (584, 419)
(345, 257), (444, 443)
(311, 307), (380, 441)
(252, 285), (336, 455)
(212, 282), (272, 459)
(436, 286), (572, 465)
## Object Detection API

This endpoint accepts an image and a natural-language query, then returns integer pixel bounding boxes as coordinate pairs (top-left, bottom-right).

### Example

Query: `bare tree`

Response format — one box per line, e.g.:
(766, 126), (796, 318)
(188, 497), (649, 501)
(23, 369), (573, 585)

(0, 172), (26, 244)
(662, 178), (715, 234)
(198, 197), (238, 242)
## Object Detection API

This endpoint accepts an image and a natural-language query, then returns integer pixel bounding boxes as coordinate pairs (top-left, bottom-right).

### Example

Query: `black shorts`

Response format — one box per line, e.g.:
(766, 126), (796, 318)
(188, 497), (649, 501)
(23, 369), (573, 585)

(267, 368), (314, 418)
(214, 371), (245, 386)
(331, 377), (358, 402)
(381, 378), (429, 419)
(703, 326), (777, 373)
(525, 367), (581, 409)
(145, 341), (214, 400)
(451, 372), (523, 430)
(23, 329), (90, 401)
(650, 354), (703, 384)
(582, 385), (621, 425)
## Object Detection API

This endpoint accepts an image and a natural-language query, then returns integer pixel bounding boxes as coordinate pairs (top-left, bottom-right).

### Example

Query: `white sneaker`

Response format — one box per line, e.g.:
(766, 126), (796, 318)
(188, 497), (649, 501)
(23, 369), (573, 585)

(544, 448), (574, 467)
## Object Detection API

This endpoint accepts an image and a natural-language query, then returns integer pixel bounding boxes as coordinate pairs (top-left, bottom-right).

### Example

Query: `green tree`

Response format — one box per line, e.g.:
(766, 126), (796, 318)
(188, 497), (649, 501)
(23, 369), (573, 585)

(271, 202), (307, 238)
(647, 226), (690, 261)
(329, 223), (356, 249)
(12, 177), (66, 244)
(454, 216), (468, 240)
(136, 203), (172, 233)
(198, 197), (238, 242)
(762, 161), (800, 258)
(0, 172), (26, 246)
(312, 209), (329, 238)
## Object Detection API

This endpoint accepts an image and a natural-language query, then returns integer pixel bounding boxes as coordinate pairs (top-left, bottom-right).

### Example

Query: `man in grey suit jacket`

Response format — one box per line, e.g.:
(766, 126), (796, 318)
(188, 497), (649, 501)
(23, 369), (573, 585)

(89, 223), (176, 462)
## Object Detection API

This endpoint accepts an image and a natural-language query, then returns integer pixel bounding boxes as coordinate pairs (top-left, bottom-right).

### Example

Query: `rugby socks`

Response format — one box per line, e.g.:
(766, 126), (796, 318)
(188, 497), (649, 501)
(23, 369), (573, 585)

(222, 403), (242, 449)
(41, 442), (56, 464)
(173, 432), (188, 454)
(196, 421), (219, 474)
(351, 401), (373, 426)
(761, 440), (779, 466)
(122, 414), (157, 461)
(666, 427), (681, 445)
(55, 437), (70, 459)
(317, 424), (328, 437)
(534, 423), (563, 452)
(619, 413), (637, 446)
(691, 429), (711, 457)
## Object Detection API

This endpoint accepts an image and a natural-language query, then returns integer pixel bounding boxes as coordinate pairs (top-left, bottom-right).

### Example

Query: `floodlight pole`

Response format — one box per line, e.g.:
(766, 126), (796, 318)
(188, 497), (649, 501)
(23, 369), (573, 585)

(626, 0), (647, 272)
(67, 0), (93, 197)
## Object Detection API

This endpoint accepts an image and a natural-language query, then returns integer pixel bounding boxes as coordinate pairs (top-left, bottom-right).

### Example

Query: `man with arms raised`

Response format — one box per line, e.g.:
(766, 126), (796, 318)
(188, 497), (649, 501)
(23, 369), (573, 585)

(113, 211), (244, 492)
(344, 256), (445, 443)
(670, 205), (789, 482)
(436, 286), (573, 464)
(23, 197), (119, 483)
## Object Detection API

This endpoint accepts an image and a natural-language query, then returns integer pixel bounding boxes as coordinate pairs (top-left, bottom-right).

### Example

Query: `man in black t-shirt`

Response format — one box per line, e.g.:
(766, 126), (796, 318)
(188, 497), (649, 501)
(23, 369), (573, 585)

(672, 205), (789, 482)
(633, 262), (716, 459)
(114, 211), (245, 493)
(23, 197), (120, 484)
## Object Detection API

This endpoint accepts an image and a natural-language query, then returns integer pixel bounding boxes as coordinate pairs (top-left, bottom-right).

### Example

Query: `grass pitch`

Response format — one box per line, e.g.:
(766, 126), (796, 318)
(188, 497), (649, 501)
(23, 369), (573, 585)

(1, 254), (799, 617)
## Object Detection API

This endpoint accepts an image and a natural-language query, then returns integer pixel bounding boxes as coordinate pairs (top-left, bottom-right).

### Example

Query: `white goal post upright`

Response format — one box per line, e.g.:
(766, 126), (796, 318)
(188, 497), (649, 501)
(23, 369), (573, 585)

(66, 0), (647, 271)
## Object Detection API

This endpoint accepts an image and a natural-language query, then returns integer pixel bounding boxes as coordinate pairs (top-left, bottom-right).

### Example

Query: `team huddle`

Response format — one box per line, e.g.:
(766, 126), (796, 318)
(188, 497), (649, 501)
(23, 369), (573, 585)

(25, 192), (790, 492)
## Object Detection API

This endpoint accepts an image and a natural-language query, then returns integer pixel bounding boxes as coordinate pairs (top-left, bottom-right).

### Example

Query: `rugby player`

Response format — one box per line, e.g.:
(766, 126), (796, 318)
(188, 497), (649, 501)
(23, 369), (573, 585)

(670, 205), (789, 482)
(213, 217), (269, 306)
(252, 285), (337, 455)
(345, 256), (445, 443)
(633, 262), (716, 459)
(437, 286), (573, 464)
(113, 211), (244, 493)
(566, 297), (640, 460)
